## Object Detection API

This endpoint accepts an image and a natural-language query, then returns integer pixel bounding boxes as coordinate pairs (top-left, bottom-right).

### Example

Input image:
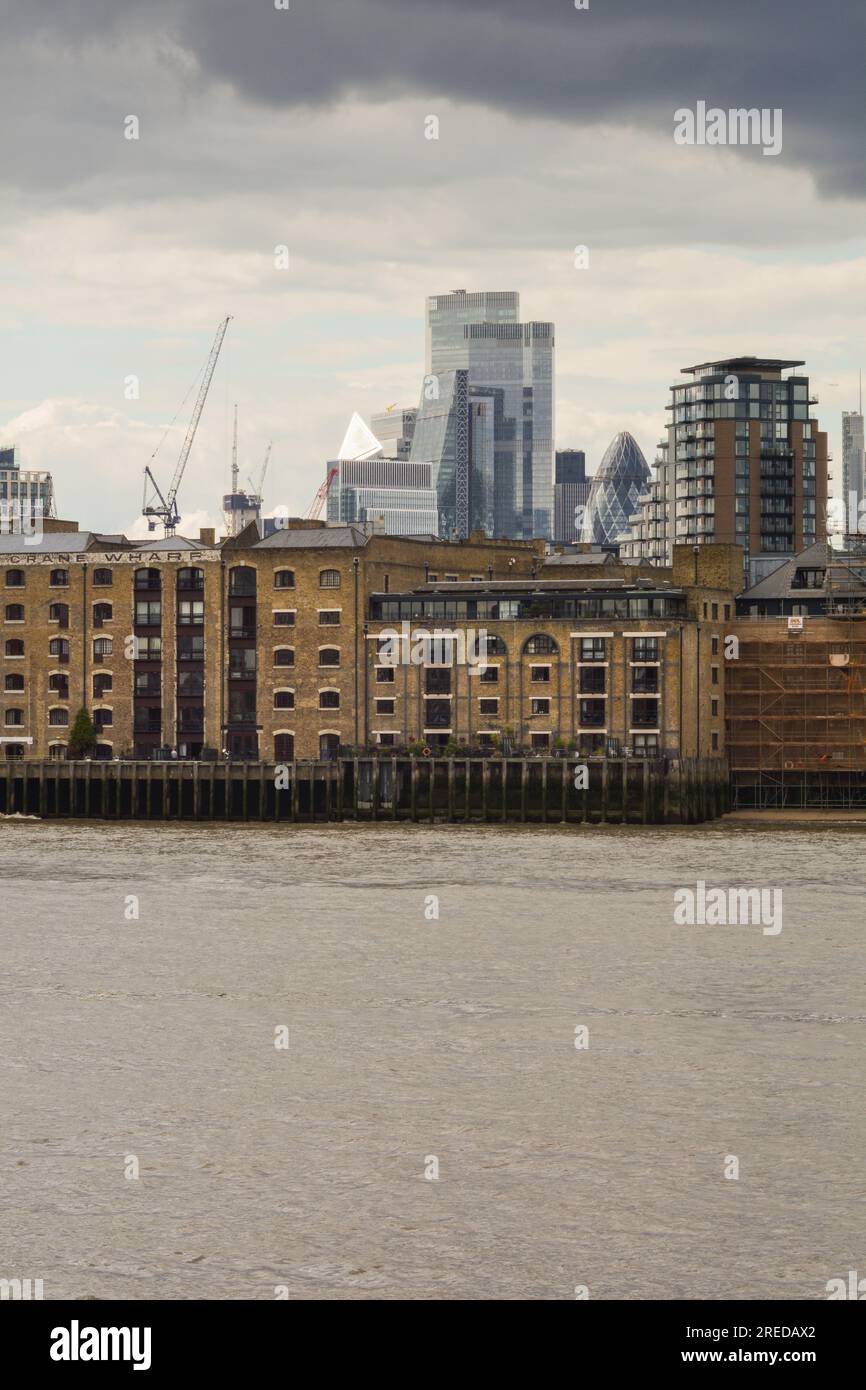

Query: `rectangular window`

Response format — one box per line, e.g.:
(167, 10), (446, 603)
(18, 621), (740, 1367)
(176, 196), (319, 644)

(178, 600), (204, 625)
(531, 697), (550, 716)
(273, 611), (296, 626)
(479, 666), (499, 683)
(375, 698), (395, 715)
(711, 665), (719, 684)
(479, 698), (498, 715)
(711, 698), (719, 717)
(318, 611), (341, 625)
(631, 666), (658, 694)
(376, 667), (395, 684)
(711, 636), (719, 655)
(135, 600), (161, 626)
(579, 699), (606, 728)
(631, 698), (659, 728)
(580, 666), (606, 693)
(530, 665), (550, 683)
(632, 637), (659, 662)
(579, 638), (605, 662)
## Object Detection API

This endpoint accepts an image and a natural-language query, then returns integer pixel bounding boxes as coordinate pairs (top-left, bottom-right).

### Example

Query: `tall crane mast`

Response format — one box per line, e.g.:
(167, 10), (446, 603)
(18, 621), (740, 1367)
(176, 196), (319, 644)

(247, 441), (272, 501)
(143, 315), (232, 535)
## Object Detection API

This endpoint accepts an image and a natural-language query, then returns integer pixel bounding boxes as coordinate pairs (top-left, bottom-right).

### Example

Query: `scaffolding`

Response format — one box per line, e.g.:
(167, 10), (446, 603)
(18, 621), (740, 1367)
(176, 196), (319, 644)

(727, 612), (866, 809)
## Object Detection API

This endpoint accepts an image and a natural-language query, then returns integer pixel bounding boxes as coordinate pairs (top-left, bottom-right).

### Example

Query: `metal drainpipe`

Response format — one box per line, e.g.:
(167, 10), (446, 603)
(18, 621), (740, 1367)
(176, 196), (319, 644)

(353, 556), (360, 749)
(82, 563), (88, 720)
(219, 560), (226, 753)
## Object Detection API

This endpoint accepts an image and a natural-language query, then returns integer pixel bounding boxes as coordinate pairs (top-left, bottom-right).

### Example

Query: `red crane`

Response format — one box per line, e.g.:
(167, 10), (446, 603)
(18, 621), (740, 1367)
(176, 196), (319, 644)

(307, 467), (338, 521)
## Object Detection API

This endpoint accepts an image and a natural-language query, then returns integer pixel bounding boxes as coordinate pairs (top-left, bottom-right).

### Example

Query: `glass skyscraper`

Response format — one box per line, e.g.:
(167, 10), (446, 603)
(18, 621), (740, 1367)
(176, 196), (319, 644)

(581, 432), (650, 545)
(411, 290), (555, 541)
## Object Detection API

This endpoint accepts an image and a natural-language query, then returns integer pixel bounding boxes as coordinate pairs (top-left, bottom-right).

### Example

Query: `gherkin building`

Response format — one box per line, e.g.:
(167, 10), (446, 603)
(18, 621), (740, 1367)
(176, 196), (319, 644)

(580, 431), (650, 545)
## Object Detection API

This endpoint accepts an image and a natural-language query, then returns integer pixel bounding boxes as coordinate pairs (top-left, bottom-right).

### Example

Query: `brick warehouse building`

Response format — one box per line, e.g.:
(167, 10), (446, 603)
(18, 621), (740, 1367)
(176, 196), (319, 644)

(0, 520), (741, 763)
(0, 524), (542, 761)
(364, 545), (740, 757)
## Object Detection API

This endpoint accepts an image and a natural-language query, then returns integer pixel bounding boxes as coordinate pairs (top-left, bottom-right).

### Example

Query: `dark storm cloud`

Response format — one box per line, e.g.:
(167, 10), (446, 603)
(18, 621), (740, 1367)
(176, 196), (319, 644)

(5, 0), (866, 195)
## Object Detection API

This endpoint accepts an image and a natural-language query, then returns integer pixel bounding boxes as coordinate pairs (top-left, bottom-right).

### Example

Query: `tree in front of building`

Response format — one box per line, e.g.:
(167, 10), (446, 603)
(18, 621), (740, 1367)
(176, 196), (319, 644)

(68, 708), (97, 759)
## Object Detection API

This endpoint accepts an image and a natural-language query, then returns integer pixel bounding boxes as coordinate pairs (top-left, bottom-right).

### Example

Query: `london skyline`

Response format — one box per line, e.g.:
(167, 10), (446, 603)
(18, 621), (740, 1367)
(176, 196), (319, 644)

(0, 0), (863, 536)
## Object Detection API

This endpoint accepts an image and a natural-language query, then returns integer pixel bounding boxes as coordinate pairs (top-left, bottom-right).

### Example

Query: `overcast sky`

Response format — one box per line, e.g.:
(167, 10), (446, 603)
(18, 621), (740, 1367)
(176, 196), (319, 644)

(1, 0), (864, 536)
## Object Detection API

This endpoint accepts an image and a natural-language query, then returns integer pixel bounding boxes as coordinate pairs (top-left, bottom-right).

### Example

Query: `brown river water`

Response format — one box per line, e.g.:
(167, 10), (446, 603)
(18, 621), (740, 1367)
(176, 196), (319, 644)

(1, 819), (864, 1300)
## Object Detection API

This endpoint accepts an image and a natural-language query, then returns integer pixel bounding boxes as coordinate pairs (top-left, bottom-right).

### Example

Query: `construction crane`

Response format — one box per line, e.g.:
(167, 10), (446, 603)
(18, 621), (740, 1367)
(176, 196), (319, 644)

(143, 315), (232, 535)
(307, 466), (338, 521)
(247, 440), (272, 503)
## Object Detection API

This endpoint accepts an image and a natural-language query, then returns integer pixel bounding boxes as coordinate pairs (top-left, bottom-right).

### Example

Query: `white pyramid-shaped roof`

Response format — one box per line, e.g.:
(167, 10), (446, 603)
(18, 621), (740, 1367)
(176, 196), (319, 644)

(337, 412), (382, 461)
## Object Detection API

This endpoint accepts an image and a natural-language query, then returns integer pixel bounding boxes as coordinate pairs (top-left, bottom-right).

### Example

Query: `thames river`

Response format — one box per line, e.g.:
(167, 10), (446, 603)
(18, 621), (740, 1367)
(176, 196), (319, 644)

(1, 819), (864, 1300)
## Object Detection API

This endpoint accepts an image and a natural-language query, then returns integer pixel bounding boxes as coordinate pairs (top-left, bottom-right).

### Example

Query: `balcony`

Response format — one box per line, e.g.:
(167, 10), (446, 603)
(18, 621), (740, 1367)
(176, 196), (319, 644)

(229, 626), (256, 639)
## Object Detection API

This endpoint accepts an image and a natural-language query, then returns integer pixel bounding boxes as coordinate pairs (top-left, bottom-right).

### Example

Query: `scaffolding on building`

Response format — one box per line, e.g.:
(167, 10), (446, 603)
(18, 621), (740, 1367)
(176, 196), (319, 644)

(727, 593), (866, 808)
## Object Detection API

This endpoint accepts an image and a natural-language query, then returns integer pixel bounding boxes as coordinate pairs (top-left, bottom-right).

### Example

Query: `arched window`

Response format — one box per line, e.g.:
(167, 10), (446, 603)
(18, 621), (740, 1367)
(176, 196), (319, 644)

(274, 569), (295, 589)
(93, 672), (112, 699)
(477, 633), (507, 656)
(48, 742), (67, 760)
(93, 602), (113, 626)
(93, 637), (113, 659)
(49, 602), (69, 626)
(94, 708), (113, 729)
(523, 633), (559, 656)
(48, 707), (69, 726)
(319, 569), (340, 589)
(134, 567), (161, 591)
(94, 743), (113, 761)
(177, 566), (204, 591)
(318, 689), (340, 709)
(49, 672), (70, 696)
(92, 568), (113, 587)
(4, 708), (24, 727)
(318, 647), (340, 667)
(50, 568), (69, 587)
(273, 690), (295, 709)
(273, 647), (295, 667)
(274, 733), (294, 760)
(5, 639), (24, 657)
(4, 743), (25, 760)
(49, 638), (69, 662)
(229, 566), (256, 597)
(4, 604), (24, 622)
(4, 673), (24, 692)
(5, 569), (24, 588)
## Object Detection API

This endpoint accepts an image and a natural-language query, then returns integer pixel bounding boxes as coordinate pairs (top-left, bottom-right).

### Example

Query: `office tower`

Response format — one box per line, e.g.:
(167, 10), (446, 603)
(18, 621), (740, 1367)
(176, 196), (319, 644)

(581, 432), (650, 546)
(553, 449), (589, 544)
(619, 357), (828, 583)
(370, 407), (417, 461)
(842, 403), (864, 539)
(0, 443), (56, 533)
(412, 290), (555, 541)
(326, 414), (438, 536)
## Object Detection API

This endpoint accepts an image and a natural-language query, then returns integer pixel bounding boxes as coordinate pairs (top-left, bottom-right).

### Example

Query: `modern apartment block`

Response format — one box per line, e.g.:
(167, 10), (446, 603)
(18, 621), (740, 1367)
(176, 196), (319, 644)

(553, 449), (589, 544)
(411, 290), (555, 542)
(0, 444), (56, 534)
(619, 357), (828, 584)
